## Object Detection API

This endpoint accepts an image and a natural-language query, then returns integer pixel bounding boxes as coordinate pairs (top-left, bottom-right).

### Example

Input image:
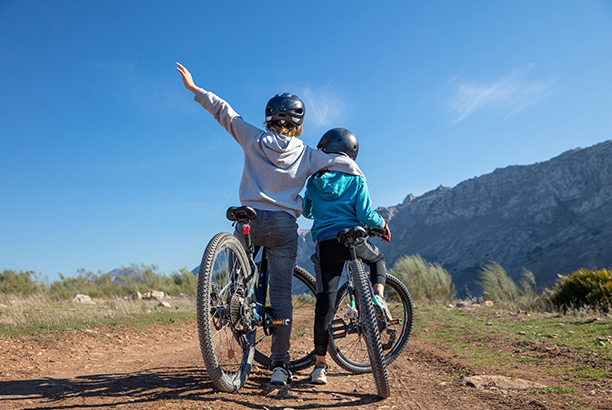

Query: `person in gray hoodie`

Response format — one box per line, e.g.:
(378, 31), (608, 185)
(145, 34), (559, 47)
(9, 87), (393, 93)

(176, 63), (364, 385)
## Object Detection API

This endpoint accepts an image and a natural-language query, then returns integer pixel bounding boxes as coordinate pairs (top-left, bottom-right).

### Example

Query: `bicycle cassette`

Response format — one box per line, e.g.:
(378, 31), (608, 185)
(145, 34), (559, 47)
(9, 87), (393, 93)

(230, 292), (255, 332)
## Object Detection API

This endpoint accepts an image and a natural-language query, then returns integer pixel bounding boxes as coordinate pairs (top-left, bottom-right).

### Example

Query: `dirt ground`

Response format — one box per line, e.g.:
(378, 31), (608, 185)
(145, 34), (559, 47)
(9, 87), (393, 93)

(1, 318), (610, 410)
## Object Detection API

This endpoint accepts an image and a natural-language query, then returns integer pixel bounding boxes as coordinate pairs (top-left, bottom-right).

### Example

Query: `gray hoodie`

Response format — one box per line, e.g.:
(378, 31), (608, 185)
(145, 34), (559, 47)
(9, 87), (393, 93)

(195, 89), (364, 218)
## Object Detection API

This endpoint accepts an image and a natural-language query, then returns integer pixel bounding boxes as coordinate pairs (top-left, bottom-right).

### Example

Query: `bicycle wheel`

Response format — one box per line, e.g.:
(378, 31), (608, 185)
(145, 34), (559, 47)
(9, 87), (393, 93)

(197, 232), (255, 393)
(350, 260), (390, 398)
(329, 273), (413, 373)
(253, 265), (317, 372)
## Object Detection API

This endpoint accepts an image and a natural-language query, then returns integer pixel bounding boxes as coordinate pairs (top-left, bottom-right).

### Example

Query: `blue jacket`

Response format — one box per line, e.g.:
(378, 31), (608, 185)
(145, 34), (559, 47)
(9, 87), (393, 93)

(303, 171), (385, 243)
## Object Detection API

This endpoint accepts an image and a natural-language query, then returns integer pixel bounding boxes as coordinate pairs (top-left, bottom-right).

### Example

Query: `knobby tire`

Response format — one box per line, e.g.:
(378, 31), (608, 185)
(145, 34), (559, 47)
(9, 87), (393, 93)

(197, 232), (254, 393)
(350, 260), (390, 398)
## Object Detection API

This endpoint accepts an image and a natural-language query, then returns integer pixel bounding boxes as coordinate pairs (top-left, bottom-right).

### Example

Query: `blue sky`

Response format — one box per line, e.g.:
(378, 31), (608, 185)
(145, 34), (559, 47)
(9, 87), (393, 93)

(2, 1), (612, 283)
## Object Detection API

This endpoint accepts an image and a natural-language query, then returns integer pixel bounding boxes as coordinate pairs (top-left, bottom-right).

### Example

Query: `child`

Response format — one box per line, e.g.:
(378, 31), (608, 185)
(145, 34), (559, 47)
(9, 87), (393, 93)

(176, 63), (365, 385)
(302, 128), (391, 385)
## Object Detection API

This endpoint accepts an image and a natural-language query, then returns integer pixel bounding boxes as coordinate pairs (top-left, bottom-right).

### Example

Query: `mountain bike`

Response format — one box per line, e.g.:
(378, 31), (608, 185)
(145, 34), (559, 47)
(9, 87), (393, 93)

(327, 224), (414, 375)
(197, 206), (316, 393)
(324, 226), (394, 398)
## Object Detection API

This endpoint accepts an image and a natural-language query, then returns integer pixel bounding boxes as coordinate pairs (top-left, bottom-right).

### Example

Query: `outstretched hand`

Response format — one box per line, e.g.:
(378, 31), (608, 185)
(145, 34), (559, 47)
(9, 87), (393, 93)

(176, 62), (199, 94)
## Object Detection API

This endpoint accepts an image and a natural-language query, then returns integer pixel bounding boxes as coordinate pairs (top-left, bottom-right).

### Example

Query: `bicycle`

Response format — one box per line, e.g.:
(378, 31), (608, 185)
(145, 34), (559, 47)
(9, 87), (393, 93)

(197, 206), (317, 393)
(327, 221), (414, 375)
(317, 226), (390, 397)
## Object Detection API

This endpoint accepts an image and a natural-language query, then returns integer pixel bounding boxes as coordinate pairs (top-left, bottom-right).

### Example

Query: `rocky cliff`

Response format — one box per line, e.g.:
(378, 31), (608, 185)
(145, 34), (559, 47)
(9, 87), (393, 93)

(297, 140), (612, 295)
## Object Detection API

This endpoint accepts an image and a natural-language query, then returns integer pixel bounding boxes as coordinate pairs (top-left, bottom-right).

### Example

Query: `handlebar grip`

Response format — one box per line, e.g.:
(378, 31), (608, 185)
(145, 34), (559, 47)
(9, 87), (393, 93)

(367, 227), (386, 237)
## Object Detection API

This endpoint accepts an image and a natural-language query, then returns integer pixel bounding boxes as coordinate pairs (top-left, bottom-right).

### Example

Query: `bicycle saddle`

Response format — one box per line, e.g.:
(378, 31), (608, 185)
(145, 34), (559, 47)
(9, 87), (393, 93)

(226, 206), (257, 224)
(336, 226), (367, 244)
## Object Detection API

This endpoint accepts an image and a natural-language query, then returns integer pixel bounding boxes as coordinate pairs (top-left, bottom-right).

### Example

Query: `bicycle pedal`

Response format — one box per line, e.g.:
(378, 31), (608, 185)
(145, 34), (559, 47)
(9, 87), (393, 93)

(264, 319), (291, 327)
(329, 318), (349, 339)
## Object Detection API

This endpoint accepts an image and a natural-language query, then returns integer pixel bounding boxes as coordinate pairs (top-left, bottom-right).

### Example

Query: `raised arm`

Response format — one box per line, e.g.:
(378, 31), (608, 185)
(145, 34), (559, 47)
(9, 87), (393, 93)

(176, 62), (199, 94)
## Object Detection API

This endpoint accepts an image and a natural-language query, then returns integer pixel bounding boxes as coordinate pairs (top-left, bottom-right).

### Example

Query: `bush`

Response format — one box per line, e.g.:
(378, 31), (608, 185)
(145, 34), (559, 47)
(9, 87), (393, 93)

(390, 255), (456, 305)
(46, 264), (198, 300)
(0, 269), (48, 296)
(477, 262), (520, 304)
(167, 268), (197, 296)
(2, 265), (198, 301)
(50, 269), (116, 300)
(549, 268), (612, 312)
(476, 262), (539, 310)
(0, 270), (48, 296)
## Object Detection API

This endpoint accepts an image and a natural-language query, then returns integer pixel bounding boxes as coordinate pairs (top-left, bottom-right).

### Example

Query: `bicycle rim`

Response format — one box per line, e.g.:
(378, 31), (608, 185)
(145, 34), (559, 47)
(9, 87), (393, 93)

(350, 260), (390, 398)
(197, 232), (255, 393)
(253, 265), (317, 371)
(329, 273), (413, 373)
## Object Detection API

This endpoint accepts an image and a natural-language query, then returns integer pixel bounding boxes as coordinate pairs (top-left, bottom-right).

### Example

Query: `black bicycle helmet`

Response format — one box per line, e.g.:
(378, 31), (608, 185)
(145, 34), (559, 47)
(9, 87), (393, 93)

(265, 93), (305, 126)
(317, 128), (359, 160)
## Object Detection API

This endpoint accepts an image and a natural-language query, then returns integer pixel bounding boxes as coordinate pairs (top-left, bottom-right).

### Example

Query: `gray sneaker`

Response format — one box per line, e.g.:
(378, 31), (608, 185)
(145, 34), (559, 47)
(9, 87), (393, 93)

(310, 363), (328, 384)
(374, 294), (393, 322)
(270, 366), (292, 385)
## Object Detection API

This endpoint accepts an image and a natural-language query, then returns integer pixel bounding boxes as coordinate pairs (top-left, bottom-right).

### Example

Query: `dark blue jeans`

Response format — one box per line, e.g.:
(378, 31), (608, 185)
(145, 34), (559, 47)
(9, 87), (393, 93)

(233, 209), (298, 366)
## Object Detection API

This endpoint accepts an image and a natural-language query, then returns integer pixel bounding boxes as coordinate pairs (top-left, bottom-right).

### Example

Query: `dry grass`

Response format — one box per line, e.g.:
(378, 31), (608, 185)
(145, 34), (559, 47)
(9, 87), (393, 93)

(0, 294), (196, 338)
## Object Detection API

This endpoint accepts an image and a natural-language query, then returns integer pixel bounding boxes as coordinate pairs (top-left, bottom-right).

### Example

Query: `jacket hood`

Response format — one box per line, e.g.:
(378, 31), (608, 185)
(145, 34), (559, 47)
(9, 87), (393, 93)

(260, 132), (304, 170)
(310, 171), (353, 200)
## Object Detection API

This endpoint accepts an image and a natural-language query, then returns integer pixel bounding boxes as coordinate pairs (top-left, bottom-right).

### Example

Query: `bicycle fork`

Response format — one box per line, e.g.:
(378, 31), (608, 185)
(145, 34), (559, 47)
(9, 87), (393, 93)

(329, 261), (361, 340)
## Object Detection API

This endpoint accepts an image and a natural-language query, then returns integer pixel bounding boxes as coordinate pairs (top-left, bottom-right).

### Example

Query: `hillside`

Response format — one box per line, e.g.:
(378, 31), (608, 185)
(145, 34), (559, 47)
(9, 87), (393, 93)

(297, 140), (612, 295)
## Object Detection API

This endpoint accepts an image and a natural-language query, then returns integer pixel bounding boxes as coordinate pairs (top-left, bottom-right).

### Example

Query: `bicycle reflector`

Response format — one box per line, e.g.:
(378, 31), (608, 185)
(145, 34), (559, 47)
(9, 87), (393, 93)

(242, 225), (250, 235)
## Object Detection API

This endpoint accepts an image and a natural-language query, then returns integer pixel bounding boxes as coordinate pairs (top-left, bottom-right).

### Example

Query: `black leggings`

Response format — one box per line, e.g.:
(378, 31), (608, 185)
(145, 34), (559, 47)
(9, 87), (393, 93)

(312, 238), (387, 356)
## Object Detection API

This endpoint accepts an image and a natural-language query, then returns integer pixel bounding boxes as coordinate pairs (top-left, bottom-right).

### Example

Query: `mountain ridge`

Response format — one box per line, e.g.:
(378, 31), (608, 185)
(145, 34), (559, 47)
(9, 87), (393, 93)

(297, 140), (612, 295)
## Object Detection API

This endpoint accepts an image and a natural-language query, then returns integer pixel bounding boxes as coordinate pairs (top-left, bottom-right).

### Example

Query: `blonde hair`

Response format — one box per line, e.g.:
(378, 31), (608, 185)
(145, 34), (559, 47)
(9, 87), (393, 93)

(265, 121), (303, 138)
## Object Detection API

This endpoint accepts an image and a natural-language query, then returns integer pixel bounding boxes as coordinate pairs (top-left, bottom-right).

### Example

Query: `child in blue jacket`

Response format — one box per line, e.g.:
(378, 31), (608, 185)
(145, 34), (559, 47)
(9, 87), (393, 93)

(302, 128), (391, 385)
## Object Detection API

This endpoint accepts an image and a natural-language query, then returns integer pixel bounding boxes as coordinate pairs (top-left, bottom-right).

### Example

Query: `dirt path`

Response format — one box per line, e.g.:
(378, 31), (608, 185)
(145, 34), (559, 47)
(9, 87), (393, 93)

(0, 320), (609, 409)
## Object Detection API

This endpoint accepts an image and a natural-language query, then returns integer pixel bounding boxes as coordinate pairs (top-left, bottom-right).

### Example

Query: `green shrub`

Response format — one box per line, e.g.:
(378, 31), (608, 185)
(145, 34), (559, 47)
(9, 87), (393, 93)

(167, 268), (197, 296)
(549, 268), (612, 312)
(50, 269), (116, 300)
(477, 262), (520, 304)
(390, 255), (456, 305)
(476, 262), (540, 310)
(2, 265), (198, 301)
(0, 270), (48, 296)
(46, 264), (197, 300)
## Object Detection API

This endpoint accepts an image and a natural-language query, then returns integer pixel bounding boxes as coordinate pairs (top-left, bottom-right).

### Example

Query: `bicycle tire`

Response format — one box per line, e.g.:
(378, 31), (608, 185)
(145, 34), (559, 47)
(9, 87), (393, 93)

(197, 232), (255, 393)
(253, 264), (317, 371)
(350, 260), (390, 398)
(329, 273), (413, 374)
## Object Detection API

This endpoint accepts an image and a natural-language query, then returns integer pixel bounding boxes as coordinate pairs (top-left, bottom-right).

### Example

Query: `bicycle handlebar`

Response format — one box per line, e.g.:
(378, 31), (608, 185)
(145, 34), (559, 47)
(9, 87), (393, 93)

(366, 227), (386, 238)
